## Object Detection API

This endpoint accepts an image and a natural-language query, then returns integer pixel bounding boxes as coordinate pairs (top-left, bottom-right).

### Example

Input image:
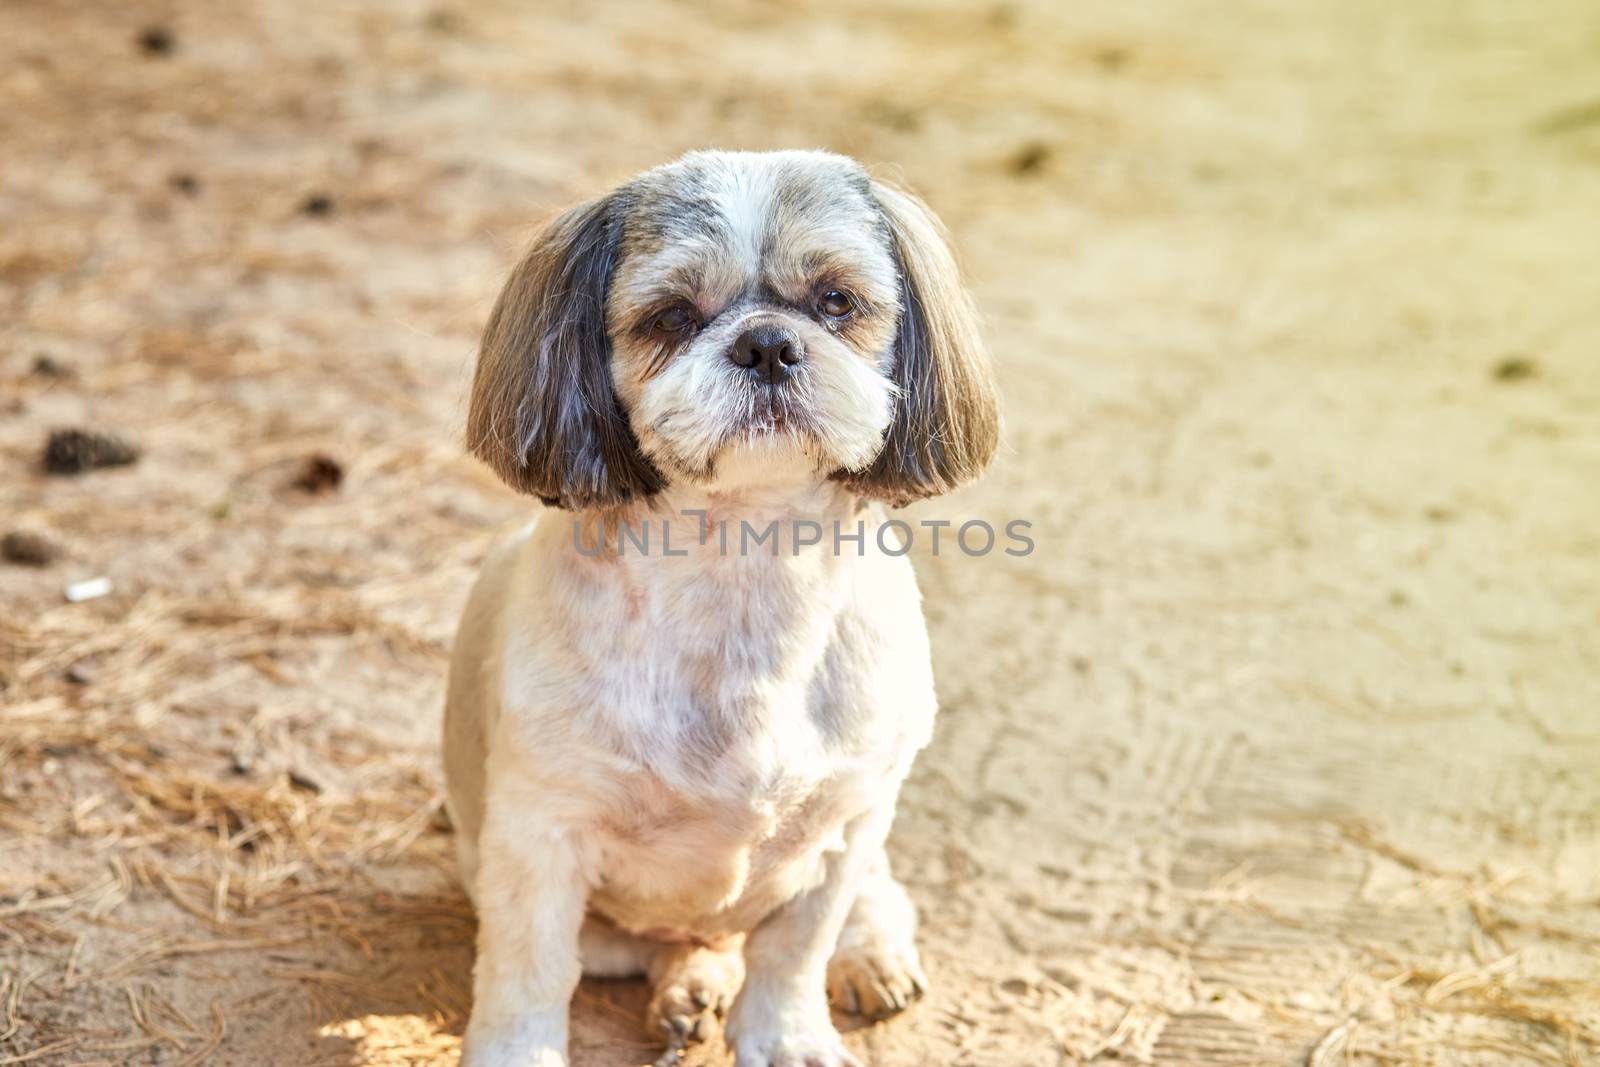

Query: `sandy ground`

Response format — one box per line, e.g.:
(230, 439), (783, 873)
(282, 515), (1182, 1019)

(4, 1), (1600, 1064)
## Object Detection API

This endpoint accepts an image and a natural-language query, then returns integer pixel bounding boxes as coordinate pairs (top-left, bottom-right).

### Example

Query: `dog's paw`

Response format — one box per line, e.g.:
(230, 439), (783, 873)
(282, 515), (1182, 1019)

(730, 1026), (862, 1067)
(646, 945), (743, 1062)
(459, 1018), (568, 1067)
(826, 938), (928, 1020)
(727, 987), (861, 1067)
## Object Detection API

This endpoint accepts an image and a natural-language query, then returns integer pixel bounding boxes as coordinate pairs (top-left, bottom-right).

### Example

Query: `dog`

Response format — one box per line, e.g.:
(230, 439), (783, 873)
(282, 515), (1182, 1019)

(444, 149), (999, 1067)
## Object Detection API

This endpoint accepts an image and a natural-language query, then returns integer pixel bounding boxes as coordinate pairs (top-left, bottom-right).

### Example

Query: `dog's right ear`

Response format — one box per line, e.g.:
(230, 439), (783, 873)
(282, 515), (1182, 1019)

(466, 192), (664, 510)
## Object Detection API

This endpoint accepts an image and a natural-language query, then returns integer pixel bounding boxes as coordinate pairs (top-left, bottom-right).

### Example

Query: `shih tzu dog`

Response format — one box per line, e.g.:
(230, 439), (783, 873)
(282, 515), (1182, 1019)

(444, 149), (999, 1067)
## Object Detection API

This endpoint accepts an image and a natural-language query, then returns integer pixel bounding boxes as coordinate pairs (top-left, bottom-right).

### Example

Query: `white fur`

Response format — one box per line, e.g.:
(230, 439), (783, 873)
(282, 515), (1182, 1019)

(626, 309), (896, 482)
(446, 484), (934, 1067)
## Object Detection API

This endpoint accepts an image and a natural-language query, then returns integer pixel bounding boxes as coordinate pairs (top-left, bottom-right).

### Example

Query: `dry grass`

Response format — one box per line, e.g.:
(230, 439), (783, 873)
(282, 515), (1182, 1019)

(0, 581), (479, 1061)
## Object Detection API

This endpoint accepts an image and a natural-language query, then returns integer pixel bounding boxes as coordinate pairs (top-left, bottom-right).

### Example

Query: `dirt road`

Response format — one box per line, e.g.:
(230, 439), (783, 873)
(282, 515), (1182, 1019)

(3, 1), (1598, 1064)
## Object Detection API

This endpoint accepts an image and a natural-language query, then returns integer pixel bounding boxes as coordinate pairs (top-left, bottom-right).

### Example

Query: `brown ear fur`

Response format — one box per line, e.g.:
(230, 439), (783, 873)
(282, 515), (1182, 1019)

(835, 180), (1001, 505)
(465, 193), (664, 509)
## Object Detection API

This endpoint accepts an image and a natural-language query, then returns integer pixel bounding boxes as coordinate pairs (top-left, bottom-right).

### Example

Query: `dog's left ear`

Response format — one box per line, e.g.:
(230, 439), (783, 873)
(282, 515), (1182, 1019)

(466, 191), (664, 510)
(836, 180), (1001, 505)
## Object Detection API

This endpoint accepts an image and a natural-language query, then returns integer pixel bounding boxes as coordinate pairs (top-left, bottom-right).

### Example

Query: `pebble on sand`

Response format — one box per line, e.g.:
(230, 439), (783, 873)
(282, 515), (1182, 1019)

(2, 530), (62, 566)
(64, 576), (114, 603)
(42, 428), (141, 475)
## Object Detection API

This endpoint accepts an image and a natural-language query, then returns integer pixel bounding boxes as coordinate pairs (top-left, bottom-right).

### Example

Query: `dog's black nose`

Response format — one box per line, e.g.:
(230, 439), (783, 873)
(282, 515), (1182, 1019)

(730, 325), (803, 384)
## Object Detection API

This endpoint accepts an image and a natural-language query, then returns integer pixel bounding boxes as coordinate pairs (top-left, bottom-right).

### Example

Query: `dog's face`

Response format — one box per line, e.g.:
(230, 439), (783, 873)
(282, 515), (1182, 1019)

(468, 150), (998, 509)
(609, 153), (903, 490)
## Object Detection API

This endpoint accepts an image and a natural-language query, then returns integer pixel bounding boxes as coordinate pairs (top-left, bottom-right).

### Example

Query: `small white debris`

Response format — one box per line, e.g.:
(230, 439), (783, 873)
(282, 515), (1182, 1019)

(64, 576), (113, 603)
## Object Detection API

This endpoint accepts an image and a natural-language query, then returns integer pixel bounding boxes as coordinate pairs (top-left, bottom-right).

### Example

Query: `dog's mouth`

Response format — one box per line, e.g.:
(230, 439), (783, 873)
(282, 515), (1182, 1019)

(763, 393), (788, 431)
(739, 385), (805, 438)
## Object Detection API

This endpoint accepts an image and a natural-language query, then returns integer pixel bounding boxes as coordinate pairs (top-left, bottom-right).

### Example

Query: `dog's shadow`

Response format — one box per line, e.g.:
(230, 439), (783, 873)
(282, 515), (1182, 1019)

(294, 898), (662, 1066)
(296, 889), (879, 1067)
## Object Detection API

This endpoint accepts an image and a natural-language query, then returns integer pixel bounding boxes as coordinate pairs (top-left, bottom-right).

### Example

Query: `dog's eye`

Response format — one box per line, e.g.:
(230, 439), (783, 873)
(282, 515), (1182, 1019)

(651, 304), (699, 336)
(817, 290), (855, 319)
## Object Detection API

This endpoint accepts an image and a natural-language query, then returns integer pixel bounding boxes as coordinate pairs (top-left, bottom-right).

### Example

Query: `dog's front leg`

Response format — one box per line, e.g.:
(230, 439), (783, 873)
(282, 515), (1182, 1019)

(726, 810), (891, 1067)
(460, 789), (587, 1067)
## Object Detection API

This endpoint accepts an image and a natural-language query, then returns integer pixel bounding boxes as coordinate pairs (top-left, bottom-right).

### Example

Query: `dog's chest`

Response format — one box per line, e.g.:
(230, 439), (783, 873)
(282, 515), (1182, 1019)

(551, 542), (879, 782)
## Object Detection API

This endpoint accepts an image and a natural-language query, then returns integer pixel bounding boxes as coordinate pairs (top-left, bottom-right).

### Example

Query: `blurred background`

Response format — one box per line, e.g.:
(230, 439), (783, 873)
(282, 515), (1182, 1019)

(2, 1), (1598, 1064)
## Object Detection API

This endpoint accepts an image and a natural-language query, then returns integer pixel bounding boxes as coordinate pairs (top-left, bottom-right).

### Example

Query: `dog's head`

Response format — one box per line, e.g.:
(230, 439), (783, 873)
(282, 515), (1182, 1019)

(467, 150), (999, 509)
